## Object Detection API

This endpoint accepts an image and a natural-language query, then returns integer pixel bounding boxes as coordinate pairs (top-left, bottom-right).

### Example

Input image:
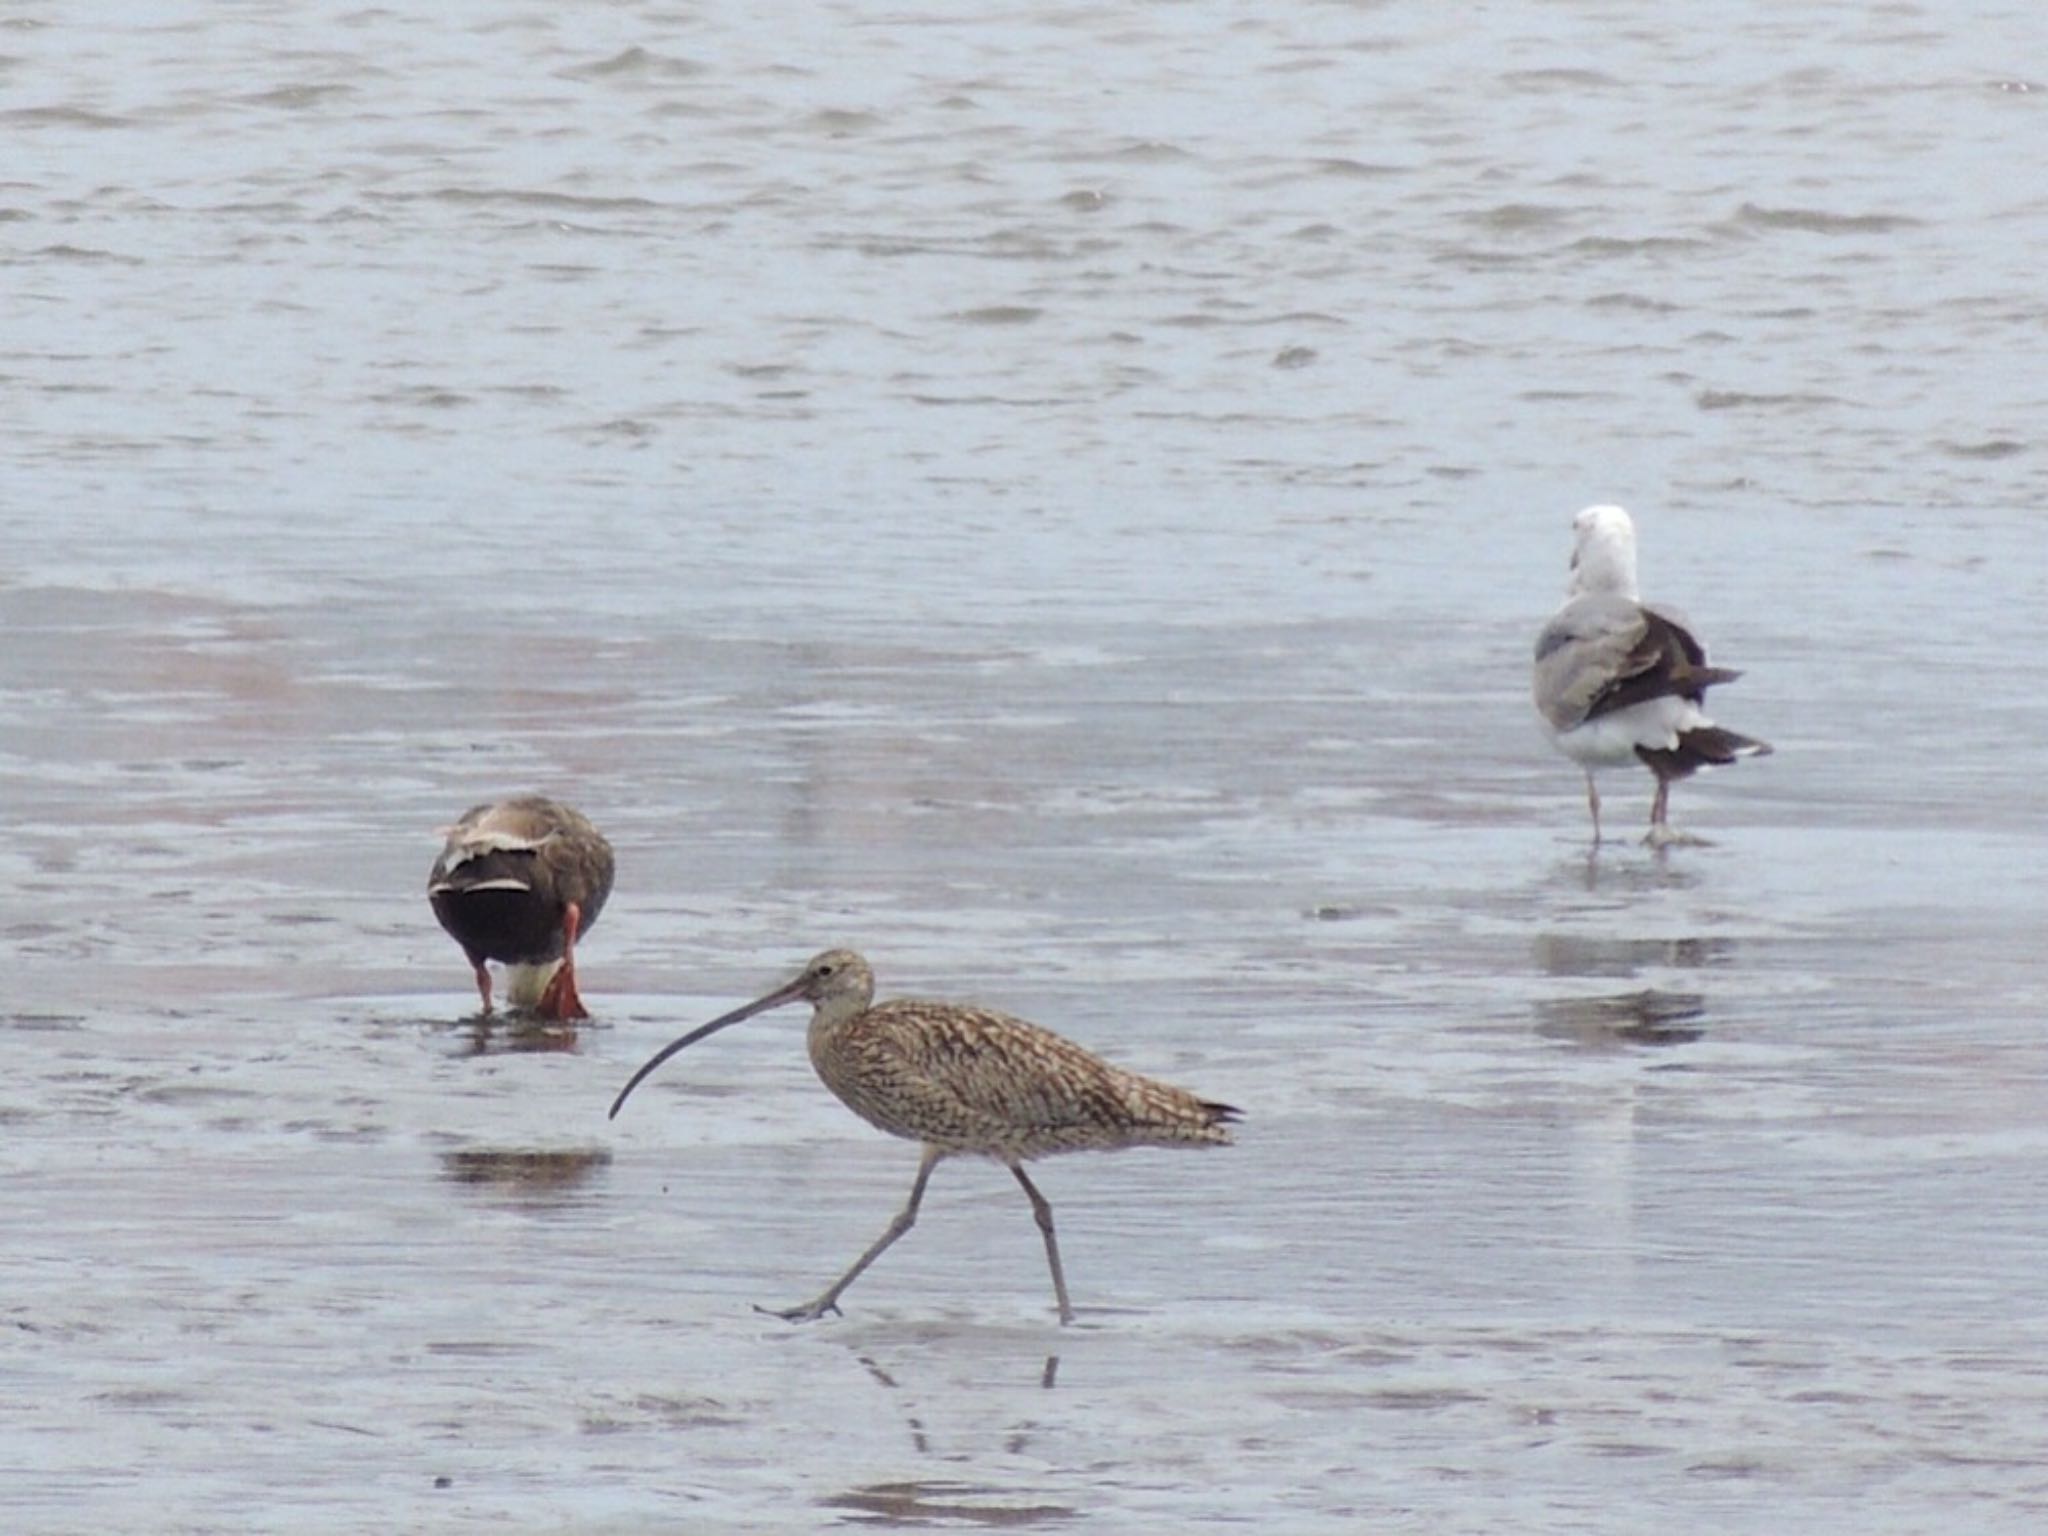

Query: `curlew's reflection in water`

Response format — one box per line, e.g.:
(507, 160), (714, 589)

(835, 1349), (1073, 1521)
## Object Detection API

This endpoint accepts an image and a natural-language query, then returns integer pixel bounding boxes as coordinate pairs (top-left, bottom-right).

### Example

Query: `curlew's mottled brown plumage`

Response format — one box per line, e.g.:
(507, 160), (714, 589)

(427, 796), (614, 1020)
(608, 949), (1239, 1324)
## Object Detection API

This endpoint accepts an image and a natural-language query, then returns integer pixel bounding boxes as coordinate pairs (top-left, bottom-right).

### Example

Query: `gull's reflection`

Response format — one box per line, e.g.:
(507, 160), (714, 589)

(1533, 932), (1736, 979)
(1535, 989), (1707, 1048)
(1562, 851), (1701, 896)
(1534, 924), (1722, 1047)
(1569, 1073), (1643, 1302)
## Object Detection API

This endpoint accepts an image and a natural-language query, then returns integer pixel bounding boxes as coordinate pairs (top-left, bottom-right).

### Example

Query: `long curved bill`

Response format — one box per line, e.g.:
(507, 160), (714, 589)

(607, 976), (808, 1120)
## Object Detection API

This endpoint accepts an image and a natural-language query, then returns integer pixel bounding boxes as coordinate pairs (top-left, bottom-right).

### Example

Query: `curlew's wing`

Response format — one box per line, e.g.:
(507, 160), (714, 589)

(829, 1002), (1229, 1154)
(1535, 596), (1740, 731)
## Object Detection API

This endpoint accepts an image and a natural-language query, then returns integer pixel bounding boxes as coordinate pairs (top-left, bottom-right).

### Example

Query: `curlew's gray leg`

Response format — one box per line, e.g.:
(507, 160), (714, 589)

(1583, 770), (1603, 846)
(762, 1144), (942, 1323)
(1010, 1163), (1075, 1326)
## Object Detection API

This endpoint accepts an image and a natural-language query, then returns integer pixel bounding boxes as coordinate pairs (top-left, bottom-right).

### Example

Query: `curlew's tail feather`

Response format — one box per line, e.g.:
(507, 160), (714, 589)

(1108, 1079), (1240, 1149)
(1141, 1090), (1239, 1147)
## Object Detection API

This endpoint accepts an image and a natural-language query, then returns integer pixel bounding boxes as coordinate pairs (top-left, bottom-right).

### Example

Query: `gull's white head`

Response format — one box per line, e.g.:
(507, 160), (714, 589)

(1566, 504), (1639, 600)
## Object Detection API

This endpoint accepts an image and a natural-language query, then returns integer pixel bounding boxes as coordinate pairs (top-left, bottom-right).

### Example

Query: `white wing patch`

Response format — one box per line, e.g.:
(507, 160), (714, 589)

(435, 829), (556, 873)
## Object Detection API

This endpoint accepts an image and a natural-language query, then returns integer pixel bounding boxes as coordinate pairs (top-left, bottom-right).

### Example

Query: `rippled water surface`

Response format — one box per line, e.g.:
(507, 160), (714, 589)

(5, 2), (2047, 1531)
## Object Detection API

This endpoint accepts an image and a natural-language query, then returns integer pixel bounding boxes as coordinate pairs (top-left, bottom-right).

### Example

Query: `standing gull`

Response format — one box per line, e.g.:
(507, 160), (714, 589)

(428, 796), (615, 1018)
(608, 949), (1239, 1324)
(1533, 505), (1771, 846)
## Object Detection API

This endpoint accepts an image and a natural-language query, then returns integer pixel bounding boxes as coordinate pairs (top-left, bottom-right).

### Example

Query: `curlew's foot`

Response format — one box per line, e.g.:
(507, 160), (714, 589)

(755, 1298), (842, 1324)
(1645, 824), (1711, 849)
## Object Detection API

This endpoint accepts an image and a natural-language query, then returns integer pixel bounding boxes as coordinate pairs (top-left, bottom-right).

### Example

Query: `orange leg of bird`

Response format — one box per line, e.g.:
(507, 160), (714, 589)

(536, 902), (590, 1021)
(471, 960), (494, 1016)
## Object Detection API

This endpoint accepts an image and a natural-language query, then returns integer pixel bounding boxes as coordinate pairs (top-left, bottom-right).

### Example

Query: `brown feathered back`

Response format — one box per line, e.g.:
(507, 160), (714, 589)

(812, 997), (1238, 1162)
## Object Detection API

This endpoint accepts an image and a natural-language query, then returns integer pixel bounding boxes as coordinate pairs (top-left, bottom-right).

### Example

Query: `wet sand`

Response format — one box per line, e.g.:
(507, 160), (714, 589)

(8, 563), (2046, 1532)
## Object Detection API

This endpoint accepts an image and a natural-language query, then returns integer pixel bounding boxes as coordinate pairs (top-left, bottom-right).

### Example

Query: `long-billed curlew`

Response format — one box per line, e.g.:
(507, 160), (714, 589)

(1534, 505), (1771, 847)
(608, 949), (1239, 1324)
(428, 796), (614, 1019)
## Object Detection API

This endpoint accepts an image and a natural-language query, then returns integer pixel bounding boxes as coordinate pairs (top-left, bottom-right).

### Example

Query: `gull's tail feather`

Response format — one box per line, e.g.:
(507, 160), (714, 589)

(1638, 725), (1771, 781)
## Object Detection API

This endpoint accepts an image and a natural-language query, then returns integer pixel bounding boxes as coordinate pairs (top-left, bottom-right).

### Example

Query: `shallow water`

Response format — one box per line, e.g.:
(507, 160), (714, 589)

(5, 2), (2048, 1531)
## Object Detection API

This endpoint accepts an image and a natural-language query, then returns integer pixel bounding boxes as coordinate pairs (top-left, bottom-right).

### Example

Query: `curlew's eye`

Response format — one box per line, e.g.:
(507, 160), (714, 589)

(815, 962), (835, 978)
